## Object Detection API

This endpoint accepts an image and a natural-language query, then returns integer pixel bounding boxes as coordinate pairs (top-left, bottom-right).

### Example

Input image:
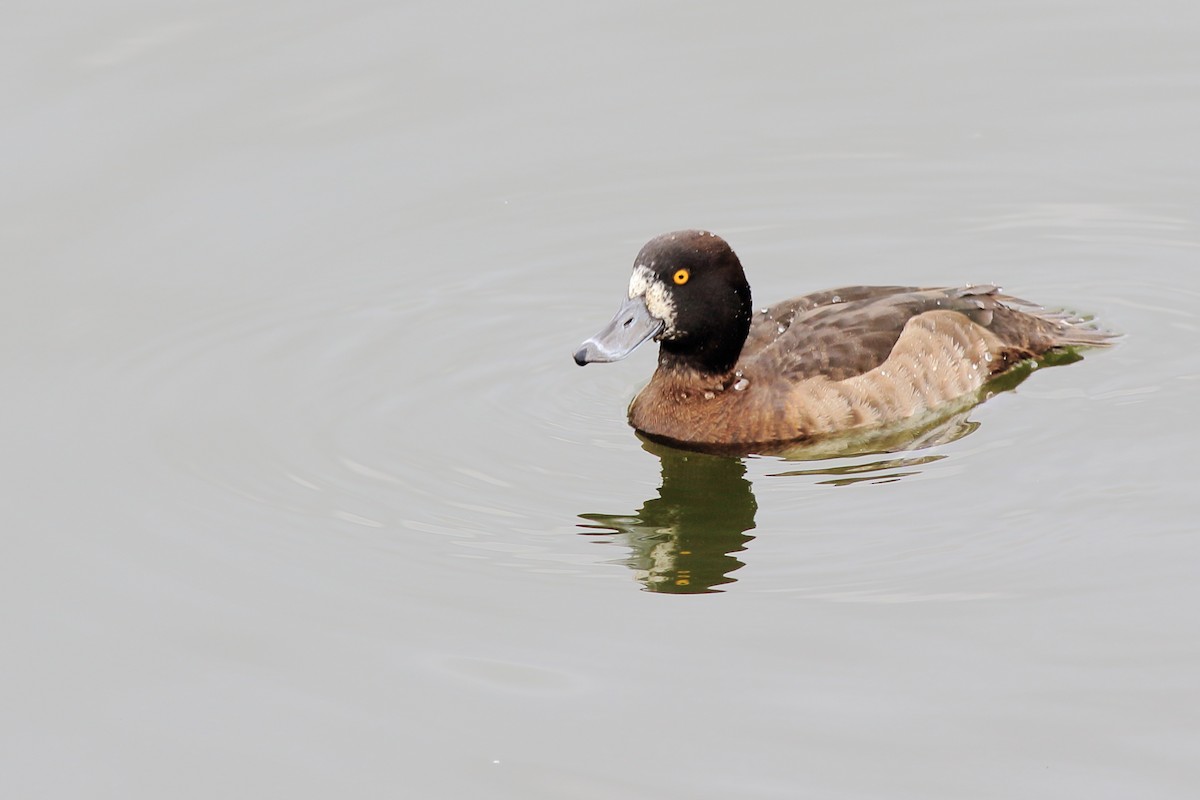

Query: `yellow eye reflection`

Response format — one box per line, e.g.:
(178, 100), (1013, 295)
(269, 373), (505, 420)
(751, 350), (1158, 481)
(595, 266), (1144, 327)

(673, 269), (690, 285)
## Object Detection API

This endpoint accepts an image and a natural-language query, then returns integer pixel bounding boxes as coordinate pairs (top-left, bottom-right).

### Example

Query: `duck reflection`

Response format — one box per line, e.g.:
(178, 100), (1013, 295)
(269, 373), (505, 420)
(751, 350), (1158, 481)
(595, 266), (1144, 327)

(579, 441), (756, 594)
(578, 357), (1065, 593)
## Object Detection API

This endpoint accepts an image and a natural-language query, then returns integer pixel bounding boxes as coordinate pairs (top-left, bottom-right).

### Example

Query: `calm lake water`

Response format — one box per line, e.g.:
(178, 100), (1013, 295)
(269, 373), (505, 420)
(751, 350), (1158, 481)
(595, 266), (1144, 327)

(5, 1), (1200, 797)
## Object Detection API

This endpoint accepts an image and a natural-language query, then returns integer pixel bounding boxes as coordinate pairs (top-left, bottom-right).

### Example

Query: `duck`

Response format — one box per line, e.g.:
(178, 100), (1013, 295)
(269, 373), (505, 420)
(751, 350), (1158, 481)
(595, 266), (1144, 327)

(574, 230), (1112, 452)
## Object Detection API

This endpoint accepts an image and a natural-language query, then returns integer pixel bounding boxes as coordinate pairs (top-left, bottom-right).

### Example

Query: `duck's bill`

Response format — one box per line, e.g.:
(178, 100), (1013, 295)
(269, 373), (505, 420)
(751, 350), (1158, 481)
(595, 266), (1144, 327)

(573, 295), (665, 366)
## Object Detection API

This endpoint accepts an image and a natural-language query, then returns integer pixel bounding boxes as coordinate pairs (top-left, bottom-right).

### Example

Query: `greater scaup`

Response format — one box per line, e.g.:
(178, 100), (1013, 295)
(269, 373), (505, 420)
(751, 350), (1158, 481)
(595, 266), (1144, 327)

(574, 230), (1113, 452)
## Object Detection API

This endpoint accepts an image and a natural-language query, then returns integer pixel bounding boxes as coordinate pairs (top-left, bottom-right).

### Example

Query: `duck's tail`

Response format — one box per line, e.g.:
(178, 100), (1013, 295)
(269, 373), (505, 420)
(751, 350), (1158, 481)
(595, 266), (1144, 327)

(988, 290), (1119, 353)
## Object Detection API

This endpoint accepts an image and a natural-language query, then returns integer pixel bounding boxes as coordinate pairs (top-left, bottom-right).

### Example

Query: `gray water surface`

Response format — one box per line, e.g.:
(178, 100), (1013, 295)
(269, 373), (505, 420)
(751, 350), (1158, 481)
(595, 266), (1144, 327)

(5, 2), (1200, 798)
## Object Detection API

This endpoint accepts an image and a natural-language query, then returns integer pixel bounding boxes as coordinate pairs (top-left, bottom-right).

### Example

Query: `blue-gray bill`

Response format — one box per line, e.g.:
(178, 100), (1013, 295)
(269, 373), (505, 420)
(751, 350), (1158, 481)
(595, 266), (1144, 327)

(574, 295), (665, 365)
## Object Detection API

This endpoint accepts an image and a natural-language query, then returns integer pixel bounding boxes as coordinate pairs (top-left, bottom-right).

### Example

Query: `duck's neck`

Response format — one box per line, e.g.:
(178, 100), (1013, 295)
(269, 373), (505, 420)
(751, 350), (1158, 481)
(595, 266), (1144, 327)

(657, 345), (743, 379)
(657, 299), (752, 376)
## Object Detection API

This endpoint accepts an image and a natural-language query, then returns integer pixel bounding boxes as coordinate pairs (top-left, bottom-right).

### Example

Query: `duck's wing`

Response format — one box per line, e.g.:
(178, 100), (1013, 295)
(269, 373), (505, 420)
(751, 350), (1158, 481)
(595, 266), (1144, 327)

(749, 285), (1009, 381)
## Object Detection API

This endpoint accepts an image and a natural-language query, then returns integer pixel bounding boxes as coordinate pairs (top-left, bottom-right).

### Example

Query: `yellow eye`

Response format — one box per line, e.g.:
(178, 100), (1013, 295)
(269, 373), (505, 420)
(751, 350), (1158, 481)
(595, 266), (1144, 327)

(673, 269), (690, 285)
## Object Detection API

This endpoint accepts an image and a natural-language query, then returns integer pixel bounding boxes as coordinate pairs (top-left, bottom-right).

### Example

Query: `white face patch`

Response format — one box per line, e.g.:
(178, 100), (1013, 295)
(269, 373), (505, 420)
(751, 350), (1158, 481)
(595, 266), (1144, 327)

(628, 264), (678, 337)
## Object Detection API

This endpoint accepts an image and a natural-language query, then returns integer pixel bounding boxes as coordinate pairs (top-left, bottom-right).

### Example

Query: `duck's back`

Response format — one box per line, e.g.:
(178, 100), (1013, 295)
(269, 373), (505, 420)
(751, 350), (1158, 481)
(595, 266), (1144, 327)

(746, 284), (1102, 380)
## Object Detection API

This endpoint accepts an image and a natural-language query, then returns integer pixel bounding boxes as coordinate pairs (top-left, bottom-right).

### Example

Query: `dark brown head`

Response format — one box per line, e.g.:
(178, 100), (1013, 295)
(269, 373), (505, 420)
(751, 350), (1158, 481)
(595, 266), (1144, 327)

(573, 230), (753, 375)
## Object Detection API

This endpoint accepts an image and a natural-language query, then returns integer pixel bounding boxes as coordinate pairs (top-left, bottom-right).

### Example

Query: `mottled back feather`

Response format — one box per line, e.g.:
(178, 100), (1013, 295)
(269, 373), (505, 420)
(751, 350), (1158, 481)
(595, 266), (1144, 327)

(743, 284), (1109, 382)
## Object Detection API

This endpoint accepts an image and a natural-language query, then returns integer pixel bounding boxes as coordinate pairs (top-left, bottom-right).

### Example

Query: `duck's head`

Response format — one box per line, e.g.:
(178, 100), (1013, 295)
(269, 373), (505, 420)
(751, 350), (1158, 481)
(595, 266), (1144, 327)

(573, 230), (753, 375)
